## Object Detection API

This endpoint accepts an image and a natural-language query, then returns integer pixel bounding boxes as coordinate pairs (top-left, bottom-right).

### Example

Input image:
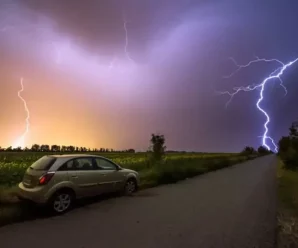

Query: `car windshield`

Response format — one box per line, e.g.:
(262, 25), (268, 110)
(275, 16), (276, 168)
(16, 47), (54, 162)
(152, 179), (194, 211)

(30, 156), (57, 171)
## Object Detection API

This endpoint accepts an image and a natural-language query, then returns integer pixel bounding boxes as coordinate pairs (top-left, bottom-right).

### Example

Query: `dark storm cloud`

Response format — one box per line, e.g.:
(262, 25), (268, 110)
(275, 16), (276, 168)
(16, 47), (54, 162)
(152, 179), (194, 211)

(18, 0), (220, 59)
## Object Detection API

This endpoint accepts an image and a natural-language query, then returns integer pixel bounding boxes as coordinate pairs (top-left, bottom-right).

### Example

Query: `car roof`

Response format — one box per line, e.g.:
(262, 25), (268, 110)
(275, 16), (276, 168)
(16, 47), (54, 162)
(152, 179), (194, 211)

(45, 154), (120, 171)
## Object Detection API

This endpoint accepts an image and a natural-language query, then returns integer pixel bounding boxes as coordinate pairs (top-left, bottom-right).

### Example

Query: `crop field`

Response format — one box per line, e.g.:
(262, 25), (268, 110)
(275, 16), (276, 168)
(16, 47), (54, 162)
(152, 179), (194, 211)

(0, 151), (242, 187)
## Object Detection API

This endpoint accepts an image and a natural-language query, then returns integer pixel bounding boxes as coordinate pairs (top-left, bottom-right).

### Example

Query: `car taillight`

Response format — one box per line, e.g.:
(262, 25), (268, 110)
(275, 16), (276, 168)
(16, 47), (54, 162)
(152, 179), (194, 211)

(39, 172), (55, 185)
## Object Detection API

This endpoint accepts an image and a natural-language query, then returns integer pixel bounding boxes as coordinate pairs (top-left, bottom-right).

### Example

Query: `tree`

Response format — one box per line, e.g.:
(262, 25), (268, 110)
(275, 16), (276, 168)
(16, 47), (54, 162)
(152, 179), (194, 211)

(40, 145), (50, 152)
(257, 146), (270, 155)
(14, 147), (22, 152)
(31, 144), (40, 151)
(51, 145), (60, 152)
(67, 146), (75, 152)
(278, 136), (291, 156)
(289, 123), (298, 138)
(80, 147), (87, 152)
(149, 133), (166, 162)
(281, 146), (298, 170)
(241, 146), (256, 155)
(6, 146), (12, 151)
(278, 122), (298, 170)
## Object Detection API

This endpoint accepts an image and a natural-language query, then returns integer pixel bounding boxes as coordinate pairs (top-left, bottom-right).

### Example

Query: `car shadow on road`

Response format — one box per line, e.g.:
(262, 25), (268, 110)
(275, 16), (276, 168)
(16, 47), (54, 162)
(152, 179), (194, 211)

(0, 193), (123, 227)
(74, 192), (122, 208)
(130, 191), (159, 197)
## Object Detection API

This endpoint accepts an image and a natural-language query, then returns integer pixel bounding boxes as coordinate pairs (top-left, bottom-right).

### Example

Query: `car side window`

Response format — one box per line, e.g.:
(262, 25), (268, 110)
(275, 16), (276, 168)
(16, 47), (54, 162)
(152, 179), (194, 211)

(58, 160), (74, 171)
(95, 158), (117, 170)
(74, 158), (94, 170)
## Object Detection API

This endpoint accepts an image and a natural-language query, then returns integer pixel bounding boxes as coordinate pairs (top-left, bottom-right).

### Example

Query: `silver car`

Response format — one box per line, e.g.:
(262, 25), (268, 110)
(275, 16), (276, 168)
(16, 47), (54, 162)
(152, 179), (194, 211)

(18, 154), (140, 213)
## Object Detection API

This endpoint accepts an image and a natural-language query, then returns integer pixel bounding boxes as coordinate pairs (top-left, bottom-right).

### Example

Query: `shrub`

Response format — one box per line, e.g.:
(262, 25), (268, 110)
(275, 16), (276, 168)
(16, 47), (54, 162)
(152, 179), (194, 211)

(282, 147), (298, 171)
(279, 122), (298, 170)
(145, 156), (246, 185)
(258, 146), (271, 155)
(147, 133), (166, 166)
(241, 146), (256, 155)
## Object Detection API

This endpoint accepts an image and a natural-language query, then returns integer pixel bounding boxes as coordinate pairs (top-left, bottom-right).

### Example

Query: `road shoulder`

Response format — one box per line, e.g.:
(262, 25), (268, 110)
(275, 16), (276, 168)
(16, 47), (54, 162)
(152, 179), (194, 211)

(277, 159), (298, 247)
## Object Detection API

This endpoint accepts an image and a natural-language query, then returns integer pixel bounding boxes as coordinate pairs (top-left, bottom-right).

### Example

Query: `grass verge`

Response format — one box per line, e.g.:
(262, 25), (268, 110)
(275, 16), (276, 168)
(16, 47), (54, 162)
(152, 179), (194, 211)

(277, 159), (298, 247)
(0, 154), (256, 227)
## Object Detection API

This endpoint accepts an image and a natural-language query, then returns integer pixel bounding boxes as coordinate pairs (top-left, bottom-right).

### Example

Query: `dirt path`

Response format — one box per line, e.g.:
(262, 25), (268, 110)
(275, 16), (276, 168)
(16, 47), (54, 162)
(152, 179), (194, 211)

(0, 155), (277, 248)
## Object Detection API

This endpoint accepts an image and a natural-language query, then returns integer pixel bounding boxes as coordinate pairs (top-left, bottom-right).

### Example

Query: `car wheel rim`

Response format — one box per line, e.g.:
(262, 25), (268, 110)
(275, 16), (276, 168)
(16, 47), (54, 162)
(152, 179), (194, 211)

(53, 194), (71, 212)
(126, 181), (136, 194)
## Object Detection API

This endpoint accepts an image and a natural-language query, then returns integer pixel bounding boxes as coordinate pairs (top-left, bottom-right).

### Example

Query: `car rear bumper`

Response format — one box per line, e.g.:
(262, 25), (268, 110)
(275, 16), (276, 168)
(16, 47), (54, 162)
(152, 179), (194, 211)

(17, 183), (48, 204)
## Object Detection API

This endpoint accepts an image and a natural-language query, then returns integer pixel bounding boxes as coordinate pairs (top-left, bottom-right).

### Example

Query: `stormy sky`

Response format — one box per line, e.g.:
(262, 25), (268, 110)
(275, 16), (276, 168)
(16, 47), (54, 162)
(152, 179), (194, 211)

(0, 0), (298, 152)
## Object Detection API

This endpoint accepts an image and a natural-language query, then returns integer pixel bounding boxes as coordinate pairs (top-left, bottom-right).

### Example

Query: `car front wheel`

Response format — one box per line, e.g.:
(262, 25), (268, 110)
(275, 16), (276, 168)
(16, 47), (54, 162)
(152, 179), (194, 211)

(124, 179), (137, 195)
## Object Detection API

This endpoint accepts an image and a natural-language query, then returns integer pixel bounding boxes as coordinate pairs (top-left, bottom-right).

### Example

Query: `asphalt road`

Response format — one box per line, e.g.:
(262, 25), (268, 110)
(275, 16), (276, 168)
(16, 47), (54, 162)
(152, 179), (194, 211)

(0, 155), (277, 248)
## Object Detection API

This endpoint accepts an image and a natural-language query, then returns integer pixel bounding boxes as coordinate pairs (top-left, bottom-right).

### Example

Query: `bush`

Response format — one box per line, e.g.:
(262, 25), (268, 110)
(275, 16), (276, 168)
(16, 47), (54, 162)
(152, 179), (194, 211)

(278, 136), (292, 157)
(142, 155), (248, 186)
(241, 146), (257, 156)
(282, 147), (298, 171)
(278, 122), (298, 170)
(257, 146), (271, 155)
(148, 134), (166, 165)
(154, 159), (208, 184)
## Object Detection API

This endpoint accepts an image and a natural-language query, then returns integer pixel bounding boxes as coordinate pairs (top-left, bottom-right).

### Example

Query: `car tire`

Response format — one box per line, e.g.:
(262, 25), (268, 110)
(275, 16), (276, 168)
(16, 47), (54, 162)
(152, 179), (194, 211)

(124, 178), (137, 196)
(48, 189), (75, 214)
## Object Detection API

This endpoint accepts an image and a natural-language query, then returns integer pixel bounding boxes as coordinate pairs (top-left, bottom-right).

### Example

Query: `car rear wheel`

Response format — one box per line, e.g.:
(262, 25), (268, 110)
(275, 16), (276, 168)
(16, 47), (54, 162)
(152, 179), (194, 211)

(124, 179), (137, 195)
(49, 190), (74, 214)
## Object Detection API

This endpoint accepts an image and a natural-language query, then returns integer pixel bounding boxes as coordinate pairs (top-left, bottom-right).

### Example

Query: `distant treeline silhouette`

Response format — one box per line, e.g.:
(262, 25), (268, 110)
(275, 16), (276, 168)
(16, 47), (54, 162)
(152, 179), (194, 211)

(0, 144), (135, 153)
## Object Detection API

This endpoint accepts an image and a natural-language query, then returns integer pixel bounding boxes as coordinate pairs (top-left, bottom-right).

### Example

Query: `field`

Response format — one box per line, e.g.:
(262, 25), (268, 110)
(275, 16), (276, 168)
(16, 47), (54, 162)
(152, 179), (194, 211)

(0, 151), (255, 226)
(277, 159), (298, 247)
(0, 151), (242, 187)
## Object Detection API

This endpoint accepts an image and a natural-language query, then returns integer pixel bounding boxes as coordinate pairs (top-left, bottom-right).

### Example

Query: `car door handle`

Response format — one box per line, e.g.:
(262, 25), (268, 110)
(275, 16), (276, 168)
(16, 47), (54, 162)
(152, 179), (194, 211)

(71, 175), (78, 178)
(101, 174), (107, 176)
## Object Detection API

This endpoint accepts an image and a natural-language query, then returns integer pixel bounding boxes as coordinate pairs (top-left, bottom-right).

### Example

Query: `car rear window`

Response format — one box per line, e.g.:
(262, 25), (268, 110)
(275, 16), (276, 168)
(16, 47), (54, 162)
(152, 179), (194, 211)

(30, 156), (57, 171)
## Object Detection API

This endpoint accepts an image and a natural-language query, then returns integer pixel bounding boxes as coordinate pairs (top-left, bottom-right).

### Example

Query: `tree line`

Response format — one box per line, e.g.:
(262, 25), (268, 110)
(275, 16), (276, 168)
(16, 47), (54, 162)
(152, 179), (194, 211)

(240, 145), (273, 156)
(0, 144), (135, 153)
(278, 121), (298, 170)
(0, 131), (282, 157)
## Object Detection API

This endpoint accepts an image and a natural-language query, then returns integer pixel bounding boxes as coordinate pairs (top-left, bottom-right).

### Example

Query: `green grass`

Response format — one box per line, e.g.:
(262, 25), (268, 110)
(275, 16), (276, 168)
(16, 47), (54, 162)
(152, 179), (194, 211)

(0, 151), (239, 186)
(277, 159), (298, 247)
(0, 151), (255, 226)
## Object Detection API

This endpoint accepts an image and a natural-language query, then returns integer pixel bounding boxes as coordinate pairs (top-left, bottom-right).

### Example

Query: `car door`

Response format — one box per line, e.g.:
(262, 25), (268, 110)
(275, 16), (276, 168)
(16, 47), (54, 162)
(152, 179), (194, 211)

(94, 158), (126, 193)
(67, 157), (101, 198)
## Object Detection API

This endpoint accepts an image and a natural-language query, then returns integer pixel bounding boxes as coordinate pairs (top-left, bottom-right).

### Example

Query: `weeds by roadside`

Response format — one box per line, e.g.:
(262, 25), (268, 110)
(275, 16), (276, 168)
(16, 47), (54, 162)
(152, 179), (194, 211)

(0, 187), (19, 205)
(277, 159), (298, 247)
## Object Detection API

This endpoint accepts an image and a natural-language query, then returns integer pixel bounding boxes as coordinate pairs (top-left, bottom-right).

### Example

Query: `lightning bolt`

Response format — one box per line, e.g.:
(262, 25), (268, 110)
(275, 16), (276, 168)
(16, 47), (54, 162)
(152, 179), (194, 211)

(122, 11), (135, 63)
(13, 78), (30, 148)
(218, 56), (298, 152)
